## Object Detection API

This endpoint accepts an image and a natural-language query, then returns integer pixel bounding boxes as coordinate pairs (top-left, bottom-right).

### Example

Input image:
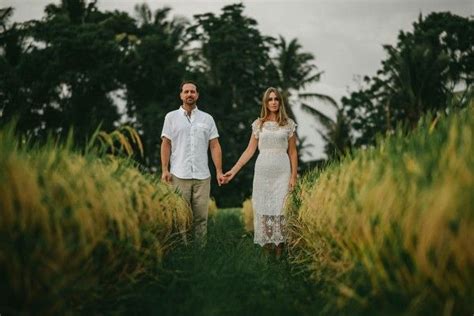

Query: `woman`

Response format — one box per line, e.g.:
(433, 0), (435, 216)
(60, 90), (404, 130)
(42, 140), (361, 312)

(224, 87), (298, 256)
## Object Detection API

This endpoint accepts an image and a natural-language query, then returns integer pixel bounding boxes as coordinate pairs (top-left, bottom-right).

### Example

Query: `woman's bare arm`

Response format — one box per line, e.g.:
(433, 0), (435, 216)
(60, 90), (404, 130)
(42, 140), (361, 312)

(288, 134), (298, 190)
(224, 134), (258, 181)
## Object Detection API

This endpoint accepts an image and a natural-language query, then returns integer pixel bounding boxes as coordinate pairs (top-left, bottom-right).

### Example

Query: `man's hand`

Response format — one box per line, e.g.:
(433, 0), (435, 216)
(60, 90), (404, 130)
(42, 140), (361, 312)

(216, 171), (226, 186)
(161, 170), (172, 183)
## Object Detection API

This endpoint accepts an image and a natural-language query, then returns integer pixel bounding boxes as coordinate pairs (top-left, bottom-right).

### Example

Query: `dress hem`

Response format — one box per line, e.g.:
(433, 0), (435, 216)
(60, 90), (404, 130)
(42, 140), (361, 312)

(254, 240), (286, 247)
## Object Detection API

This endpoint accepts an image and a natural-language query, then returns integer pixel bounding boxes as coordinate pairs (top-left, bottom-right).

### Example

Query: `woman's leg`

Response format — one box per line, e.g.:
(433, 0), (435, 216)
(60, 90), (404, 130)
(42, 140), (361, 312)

(275, 243), (284, 258)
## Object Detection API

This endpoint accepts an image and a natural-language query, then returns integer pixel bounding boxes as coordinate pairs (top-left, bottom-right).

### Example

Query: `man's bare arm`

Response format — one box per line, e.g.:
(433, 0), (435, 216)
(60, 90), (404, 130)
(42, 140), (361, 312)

(209, 138), (224, 186)
(161, 137), (172, 183)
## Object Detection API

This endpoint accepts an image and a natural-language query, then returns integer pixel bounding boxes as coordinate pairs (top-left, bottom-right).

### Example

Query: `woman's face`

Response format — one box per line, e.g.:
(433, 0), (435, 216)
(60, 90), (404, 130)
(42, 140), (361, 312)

(266, 92), (280, 113)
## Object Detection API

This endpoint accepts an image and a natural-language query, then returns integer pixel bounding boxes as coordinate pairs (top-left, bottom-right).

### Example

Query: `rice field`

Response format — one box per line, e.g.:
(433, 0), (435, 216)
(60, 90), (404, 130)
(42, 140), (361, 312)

(0, 124), (192, 314)
(241, 198), (254, 233)
(1, 105), (472, 315)
(286, 106), (474, 315)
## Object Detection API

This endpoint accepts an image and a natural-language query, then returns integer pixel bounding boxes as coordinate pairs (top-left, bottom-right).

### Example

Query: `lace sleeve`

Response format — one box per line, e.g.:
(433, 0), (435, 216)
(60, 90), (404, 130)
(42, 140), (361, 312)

(288, 118), (297, 138)
(251, 119), (261, 139)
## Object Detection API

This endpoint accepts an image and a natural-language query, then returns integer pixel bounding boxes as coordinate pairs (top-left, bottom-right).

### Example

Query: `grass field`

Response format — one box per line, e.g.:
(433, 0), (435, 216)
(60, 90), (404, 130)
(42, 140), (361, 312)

(82, 208), (332, 316)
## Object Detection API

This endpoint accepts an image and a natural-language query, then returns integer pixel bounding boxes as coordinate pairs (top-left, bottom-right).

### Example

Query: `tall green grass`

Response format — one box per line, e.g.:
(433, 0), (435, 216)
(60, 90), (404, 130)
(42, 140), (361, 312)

(0, 125), (192, 314)
(286, 106), (474, 315)
(89, 208), (326, 316)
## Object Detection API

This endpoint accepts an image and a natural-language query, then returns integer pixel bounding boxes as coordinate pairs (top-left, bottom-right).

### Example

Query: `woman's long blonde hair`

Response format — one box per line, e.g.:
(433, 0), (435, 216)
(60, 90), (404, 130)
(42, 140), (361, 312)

(259, 87), (289, 126)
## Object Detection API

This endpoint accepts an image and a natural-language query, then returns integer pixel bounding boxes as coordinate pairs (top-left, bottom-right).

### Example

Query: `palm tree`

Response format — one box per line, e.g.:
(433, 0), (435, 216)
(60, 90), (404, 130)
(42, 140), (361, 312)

(51, 0), (98, 24)
(275, 36), (322, 120)
(300, 93), (352, 160)
(133, 4), (187, 50)
(275, 36), (352, 160)
(0, 7), (20, 65)
(381, 42), (449, 128)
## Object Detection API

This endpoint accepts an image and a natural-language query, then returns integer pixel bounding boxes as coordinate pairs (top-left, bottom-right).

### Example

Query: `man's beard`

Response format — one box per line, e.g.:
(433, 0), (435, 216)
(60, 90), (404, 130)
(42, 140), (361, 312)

(185, 98), (196, 106)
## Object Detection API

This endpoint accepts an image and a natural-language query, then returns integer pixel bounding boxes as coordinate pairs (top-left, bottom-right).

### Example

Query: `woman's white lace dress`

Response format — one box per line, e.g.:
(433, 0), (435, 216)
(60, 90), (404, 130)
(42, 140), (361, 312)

(251, 118), (297, 246)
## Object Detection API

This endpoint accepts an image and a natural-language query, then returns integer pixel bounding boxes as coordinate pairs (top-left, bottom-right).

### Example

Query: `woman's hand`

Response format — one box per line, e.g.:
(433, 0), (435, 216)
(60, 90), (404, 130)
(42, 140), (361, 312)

(288, 176), (297, 192)
(223, 168), (238, 183)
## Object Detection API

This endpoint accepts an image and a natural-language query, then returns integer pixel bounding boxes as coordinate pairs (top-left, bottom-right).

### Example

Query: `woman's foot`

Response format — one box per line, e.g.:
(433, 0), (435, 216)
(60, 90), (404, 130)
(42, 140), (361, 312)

(263, 244), (273, 256)
(275, 244), (284, 258)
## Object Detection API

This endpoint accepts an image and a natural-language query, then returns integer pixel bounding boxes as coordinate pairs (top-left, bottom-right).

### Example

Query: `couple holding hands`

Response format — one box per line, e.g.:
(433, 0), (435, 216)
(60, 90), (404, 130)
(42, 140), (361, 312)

(161, 81), (297, 255)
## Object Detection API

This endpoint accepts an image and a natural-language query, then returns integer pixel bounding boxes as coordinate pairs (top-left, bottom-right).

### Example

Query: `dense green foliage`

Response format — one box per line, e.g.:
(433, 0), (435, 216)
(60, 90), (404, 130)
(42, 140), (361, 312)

(342, 12), (473, 148)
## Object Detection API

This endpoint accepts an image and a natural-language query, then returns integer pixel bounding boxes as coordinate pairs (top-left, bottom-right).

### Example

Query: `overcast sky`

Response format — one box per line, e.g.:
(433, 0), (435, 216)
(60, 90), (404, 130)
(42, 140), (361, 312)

(4, 0), (473, 160)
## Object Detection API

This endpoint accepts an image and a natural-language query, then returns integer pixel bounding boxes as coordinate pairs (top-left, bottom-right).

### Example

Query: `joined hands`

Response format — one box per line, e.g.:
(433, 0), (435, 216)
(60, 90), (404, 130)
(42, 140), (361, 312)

(218, 168), (237, 185)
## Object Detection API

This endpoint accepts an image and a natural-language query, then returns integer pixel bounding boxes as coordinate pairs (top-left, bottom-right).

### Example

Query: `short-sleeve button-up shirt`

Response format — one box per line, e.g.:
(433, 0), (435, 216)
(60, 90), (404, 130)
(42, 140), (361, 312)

(161, 106), (219, 179)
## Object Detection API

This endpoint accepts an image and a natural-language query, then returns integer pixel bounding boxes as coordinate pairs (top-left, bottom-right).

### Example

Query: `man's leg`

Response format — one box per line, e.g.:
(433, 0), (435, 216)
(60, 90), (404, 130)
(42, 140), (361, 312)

(171, 175), (193, 244)
(192, 177), (211, 244)
(171, 175), (193, 205)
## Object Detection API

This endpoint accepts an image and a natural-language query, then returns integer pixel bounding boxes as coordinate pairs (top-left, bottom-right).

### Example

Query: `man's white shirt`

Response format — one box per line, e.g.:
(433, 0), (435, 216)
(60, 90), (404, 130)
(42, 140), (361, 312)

(161, 106), (219, 179)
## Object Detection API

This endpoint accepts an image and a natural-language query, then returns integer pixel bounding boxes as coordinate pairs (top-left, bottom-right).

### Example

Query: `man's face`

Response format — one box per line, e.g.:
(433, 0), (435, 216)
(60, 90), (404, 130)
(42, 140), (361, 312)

(180, 83), (199, 106)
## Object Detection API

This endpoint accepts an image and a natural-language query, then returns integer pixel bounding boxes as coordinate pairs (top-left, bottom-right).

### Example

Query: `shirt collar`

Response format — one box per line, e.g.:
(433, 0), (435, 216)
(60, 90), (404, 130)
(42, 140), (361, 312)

(179, 105), (199, 115)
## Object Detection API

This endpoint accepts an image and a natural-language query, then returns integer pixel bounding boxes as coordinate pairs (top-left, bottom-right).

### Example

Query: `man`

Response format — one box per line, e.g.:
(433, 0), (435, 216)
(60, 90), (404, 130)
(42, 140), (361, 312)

(161, 81), (225, 244)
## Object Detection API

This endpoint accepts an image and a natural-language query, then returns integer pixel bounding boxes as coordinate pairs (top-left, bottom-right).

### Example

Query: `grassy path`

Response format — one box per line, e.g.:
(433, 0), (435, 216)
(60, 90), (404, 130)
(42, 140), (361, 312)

(89, 208), (327, 315)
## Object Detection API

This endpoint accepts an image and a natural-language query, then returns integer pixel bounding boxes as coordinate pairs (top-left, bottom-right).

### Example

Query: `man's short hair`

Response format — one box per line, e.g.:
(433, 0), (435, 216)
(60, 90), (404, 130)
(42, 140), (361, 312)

(180, 81), (199, 92)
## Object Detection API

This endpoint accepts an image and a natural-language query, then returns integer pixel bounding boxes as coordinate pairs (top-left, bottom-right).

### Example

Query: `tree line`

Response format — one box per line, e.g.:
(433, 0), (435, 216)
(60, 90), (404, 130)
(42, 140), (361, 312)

(0, 1), (472, 206)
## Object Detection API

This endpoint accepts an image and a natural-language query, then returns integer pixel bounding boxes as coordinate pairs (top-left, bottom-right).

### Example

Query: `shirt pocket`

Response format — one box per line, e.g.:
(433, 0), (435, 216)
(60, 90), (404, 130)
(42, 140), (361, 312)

(195, 122), (209, 139)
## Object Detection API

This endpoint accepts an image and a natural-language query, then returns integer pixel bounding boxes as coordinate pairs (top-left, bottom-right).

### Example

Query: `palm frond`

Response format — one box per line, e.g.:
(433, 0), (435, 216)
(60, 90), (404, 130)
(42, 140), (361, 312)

(299, 72), (323, 86)
(300, 102), (335, 130)
(134, 3), (152, 25)
(0, 7), (14, 29)
(316, 128), (331, 142)
(299, 92), (339, 108)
